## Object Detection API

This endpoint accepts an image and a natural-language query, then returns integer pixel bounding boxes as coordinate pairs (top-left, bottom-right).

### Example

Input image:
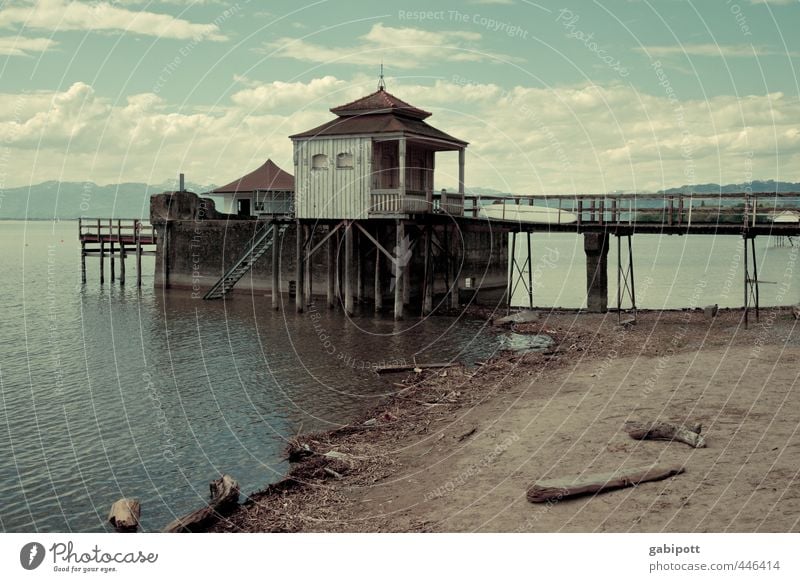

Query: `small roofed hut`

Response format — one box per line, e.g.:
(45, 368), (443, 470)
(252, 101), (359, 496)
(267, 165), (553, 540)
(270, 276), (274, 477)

(290, 86), (468, 219)
(213, 159), (294, 217)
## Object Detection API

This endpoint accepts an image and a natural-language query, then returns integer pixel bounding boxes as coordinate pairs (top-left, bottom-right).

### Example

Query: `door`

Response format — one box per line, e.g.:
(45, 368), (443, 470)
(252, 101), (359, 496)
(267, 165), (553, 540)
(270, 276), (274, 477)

(237, 198), (251, 217)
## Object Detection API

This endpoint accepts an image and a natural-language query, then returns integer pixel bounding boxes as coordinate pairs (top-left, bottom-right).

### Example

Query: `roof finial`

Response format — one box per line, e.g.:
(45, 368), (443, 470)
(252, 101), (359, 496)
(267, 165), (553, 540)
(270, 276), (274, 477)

(378, 61), (386, 91)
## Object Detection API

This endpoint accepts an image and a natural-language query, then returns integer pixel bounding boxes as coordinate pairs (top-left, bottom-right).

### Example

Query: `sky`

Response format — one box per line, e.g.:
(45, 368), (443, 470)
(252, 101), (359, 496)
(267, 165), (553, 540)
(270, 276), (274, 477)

(0, 0), (799, 194)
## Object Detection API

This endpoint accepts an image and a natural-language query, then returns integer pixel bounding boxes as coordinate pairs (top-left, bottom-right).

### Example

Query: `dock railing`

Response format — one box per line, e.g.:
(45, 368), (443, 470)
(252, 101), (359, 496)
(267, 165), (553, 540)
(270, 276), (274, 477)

(462, 192), (800, 232)
(78, 218), (157, 243)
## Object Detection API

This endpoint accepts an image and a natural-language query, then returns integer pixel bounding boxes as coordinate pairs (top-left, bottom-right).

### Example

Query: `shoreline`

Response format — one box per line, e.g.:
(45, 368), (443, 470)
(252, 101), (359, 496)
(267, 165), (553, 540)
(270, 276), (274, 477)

(210, 305), (800, 532)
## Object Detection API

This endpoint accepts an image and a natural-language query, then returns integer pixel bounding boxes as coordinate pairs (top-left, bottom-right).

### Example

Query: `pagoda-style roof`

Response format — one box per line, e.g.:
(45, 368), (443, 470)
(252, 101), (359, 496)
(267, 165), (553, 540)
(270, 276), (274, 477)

(330, 87), (431, 120)
(290, 87), (467, 150)
(213, 159), (294, 194)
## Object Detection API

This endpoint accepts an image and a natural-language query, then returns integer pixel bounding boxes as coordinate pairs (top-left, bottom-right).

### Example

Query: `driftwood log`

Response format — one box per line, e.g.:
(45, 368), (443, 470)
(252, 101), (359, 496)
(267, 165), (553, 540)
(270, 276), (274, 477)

(625, 420), (706, 448)
(108, 498), (141, 532)
(376, 362), (456, 374)
(527, 464), (684, 503)
(162, 474), (239, 533)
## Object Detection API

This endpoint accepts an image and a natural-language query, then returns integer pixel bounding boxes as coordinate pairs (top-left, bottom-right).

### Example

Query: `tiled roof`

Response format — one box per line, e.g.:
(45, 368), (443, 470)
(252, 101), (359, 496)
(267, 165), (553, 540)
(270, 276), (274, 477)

(290, 114), (467, 148)
(212, 159), (294, 193)
(330, 88), (431, 120)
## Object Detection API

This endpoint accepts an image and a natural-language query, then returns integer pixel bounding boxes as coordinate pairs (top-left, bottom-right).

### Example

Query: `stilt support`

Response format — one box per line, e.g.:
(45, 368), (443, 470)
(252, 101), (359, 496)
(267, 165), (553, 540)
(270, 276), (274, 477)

(394, 220), (404, 320)
(295, 220), (304, 313)
(744, 234), (759, 328)
(508, 231), (534, 310)
(344, 220), (354, 315)
(616, 232), (636, 323)
(272, 220), (280, 310)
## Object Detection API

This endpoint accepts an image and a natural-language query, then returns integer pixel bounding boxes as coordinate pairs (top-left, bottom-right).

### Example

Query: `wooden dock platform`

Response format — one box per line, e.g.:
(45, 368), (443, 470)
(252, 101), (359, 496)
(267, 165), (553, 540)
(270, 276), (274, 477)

(78, 218), (157, 286)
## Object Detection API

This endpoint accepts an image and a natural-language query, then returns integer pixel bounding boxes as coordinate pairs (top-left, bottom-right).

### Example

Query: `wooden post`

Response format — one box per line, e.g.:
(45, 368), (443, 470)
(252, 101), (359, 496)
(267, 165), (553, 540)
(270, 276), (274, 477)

(399, 138), (406, 201)
(374, 229), (383, 313)
(110, 240), (115, 283)
(344, 221), (354, 315)
(295, 221), (304, 313)
(326, 227), (335, 308)
(81, 242), (87, 284)
(100, 239), (105, 284)
(458, 147), (465, 195)
(423, 224), (433, 315)
(402, 230), (411, 307)
(119, 245), (126, 285)
(356, 229), (363, 304)
(334, 229), (341, 301)
(135, 220), (142, 288)
(303, 224), (312, 307)
(447, 226), (459, 309)
(394, 220), (404, 320)
(272, 222), (280, 310)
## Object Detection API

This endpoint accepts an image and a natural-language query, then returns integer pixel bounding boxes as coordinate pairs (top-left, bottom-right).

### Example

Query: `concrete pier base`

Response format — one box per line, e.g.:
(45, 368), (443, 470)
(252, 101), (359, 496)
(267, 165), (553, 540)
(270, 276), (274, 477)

(584, 232), (609, 313)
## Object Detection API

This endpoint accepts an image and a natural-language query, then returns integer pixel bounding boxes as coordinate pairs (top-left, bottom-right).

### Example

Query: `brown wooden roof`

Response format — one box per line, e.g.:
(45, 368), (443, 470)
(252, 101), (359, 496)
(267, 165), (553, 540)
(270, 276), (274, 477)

(290, 114), (467, 149)
(330, 87), (431, 119)
(212, 159), (294, 194)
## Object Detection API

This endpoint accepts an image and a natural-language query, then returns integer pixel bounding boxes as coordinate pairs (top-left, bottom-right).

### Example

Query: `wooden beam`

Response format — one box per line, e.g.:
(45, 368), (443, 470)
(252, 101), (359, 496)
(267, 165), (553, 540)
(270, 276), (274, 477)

(344, 221), (354, 315)
(527, 464), (685, 503)
(458, 147), (465, 195)
(306, 221), (343, 259)
(394, 220), (404, 320)
(356, 229), (363, 304)
(327, 229), (335, 308)
(423, 224), (433, 315)
(374, 229), (383, 313)
(354, 221), (398, 267)
(303, 224), (312, 307)
(399, 137), (406, 199)
(272, 222), (280, 310)
(295, 221), (304, 313)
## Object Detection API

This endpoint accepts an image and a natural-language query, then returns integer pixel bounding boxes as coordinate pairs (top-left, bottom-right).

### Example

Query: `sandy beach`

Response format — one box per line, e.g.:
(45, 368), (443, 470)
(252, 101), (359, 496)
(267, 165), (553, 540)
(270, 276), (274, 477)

(212, 307), (800, 533)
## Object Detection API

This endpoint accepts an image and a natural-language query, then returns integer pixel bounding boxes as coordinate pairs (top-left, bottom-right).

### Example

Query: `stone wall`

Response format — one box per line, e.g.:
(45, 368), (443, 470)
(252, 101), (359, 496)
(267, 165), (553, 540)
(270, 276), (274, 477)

(150, 191), (508, 304)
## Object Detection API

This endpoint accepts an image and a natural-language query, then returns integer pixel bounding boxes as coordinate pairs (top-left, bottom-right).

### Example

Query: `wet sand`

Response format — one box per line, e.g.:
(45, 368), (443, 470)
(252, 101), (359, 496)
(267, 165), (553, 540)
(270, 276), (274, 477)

(212, 308), (800, 533)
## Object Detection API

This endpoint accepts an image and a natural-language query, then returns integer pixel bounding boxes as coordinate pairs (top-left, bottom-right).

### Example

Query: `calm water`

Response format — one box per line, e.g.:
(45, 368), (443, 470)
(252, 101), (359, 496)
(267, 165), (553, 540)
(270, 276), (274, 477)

(0, 220), (511, 533)
(2, 221), (797, 533)
(510, 232), (800, 309)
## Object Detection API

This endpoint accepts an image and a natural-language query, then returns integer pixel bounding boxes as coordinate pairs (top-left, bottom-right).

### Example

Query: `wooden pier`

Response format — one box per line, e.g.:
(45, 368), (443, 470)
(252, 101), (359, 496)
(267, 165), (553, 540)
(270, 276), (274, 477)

(78, 218), (157, 286)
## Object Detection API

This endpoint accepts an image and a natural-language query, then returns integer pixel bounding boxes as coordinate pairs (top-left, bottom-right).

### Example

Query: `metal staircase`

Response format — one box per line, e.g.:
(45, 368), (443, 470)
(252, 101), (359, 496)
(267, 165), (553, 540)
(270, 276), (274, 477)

(203, 222), (286, 300)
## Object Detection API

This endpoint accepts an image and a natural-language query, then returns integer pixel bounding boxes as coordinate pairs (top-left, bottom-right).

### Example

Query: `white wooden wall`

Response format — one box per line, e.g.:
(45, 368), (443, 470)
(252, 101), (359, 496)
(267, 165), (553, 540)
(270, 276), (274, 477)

(293, 137), (372, 219)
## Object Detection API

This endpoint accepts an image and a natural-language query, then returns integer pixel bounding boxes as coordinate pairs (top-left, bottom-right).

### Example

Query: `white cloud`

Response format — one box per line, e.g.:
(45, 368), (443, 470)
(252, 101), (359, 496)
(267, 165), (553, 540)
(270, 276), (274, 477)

(640, 44), (796, 58)
(2, 77), (800, 193)
(261, 23), (518, 68)
(0, 35), (57, 56)
(0, 0), (227, 41)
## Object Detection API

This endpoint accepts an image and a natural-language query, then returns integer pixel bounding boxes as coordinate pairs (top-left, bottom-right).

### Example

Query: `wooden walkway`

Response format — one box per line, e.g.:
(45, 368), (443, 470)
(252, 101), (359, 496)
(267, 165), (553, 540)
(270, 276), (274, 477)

(458, 192), (800, 236)
(78, 218), (157, 286)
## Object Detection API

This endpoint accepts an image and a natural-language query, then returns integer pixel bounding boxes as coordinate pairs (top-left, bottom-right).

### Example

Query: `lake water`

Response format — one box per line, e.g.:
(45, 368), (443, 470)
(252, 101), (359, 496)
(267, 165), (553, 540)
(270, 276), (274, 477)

(510, 231), (799, 309)
(0, 220), (511, 533)
(2, 220), (797, 533)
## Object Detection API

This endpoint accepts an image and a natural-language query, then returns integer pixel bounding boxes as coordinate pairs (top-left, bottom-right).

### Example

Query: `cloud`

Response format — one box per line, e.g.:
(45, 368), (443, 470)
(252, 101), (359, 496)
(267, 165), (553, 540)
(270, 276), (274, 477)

(2, 77), (800, 193)
(639, 44), (796, 58)
(0, 35), (57, 56)
(260, 23), (518, 68)
(0, 0), (227, 41)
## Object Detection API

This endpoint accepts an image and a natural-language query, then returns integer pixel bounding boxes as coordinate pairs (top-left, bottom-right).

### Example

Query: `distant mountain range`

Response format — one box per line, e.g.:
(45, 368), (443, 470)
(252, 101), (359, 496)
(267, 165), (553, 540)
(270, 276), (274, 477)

(659, 180), (800, 195)
(1, 180), (798, 220)
(0, 180), (218, 220)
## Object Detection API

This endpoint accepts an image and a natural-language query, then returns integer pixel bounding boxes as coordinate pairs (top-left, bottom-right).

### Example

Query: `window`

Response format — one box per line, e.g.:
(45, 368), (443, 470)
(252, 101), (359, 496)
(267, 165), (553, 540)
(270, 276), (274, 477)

(311, 153), (328, 170)
(336, 152), (354, 169)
